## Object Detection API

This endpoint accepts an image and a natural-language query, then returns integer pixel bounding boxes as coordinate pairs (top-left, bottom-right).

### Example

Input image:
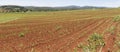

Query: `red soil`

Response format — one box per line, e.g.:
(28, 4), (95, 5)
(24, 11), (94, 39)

(1, 9), (120, 52)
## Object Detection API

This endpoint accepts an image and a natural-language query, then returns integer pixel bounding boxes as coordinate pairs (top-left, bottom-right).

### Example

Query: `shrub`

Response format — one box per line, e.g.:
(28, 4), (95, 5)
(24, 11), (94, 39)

(78, 33), (105, 52)
(88, 33), (105, 52)
(19, 32), (25, 37)
(55, 25), (62, 31)
(113, 15), (120, 22)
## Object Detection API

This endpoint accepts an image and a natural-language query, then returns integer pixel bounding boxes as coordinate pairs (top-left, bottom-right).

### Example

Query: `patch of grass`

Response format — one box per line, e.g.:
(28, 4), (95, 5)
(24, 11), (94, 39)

(114, 34), (120, 52)
(113, 15), (120, 22)
(0, 13), (24, 23)
(88, 33), (105, 52)
(19, 32), (25, 37)
(78, 33), (105, 52)
(77, 43), (84, 48)
(74, 48), (77, 52)
(0, 12), (47, 23)
(106, 26), (116, 34)
(55, 25), (63, 31)
(18, 28), (29, 37)
(115, 40), (120, 48)
(77, 43), (91, 52)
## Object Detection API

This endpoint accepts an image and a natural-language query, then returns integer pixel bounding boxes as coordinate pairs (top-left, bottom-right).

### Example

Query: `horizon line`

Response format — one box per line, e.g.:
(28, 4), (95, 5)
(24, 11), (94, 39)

(0, 4), (119, 8)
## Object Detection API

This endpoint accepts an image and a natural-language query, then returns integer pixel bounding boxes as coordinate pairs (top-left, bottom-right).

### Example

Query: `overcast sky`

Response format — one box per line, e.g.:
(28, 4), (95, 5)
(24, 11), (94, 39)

(0, 0), (120, 7)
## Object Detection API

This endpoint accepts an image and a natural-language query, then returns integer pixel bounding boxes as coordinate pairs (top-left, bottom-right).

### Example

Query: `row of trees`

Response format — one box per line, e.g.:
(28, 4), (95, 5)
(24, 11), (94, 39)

(0, 5), (32, 13)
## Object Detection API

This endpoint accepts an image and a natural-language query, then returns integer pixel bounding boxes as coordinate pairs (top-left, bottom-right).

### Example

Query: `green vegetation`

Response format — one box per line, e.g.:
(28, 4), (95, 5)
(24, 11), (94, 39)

(74, 48), (78, 52)
(0, 13), (25, 23)
(55, 25), (63, 31)
(88, 33), (105, 47)
(0, 5), (30, 13)
(113, 15), (120, 22)
(116, 34), (120, 48)
(114, 33), (120, 52)
(0, 12), (48, 23)
(19, 32), (25, 37)
(115, 40), (120, 48)
(78, 33), (105, 52)
(106, 26), (116, 34)
(77, 43), (90, 52)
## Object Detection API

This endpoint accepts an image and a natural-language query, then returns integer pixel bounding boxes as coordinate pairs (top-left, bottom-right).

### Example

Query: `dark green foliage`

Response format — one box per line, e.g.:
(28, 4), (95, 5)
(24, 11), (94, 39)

(78, 33), (105, 52)
(0, 5), (30, 13)
(19, 32), (25, 37)
(113, 15), (120, 22)
(88, 33), (105, 46)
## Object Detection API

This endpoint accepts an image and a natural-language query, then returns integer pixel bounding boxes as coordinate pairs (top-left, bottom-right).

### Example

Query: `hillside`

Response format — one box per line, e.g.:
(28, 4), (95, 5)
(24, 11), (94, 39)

(0, 5), (107, 12)
(25, 5), (106, 11)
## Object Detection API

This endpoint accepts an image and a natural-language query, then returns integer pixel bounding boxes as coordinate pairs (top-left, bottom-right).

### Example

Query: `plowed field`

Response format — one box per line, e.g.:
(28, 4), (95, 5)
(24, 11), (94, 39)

(1, 9), (120, 52)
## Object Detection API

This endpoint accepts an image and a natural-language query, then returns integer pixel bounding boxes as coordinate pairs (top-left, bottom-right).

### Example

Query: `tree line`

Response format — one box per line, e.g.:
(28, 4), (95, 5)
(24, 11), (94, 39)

(0, 5), (32, 13)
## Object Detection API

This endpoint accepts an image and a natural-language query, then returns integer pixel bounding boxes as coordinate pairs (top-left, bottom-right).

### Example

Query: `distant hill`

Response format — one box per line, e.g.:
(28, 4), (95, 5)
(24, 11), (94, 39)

(0, 5), (107, 12)
(25, 5), (107, 11)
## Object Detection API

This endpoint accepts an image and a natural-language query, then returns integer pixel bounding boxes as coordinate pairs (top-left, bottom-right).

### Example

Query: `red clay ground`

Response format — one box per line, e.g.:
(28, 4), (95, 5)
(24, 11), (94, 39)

(0, 9), (120, 52)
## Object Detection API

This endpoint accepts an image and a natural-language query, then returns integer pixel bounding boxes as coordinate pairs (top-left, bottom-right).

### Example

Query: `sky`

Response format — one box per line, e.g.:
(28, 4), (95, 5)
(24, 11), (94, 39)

(0, 0), (120, 7)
